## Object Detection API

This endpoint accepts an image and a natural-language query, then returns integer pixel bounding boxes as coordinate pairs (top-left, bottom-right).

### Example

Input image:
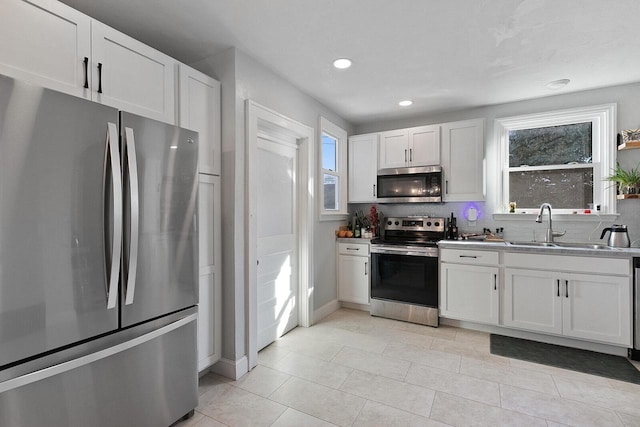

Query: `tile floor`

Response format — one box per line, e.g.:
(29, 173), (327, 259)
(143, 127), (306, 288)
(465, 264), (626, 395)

(177, 308), (640, 427)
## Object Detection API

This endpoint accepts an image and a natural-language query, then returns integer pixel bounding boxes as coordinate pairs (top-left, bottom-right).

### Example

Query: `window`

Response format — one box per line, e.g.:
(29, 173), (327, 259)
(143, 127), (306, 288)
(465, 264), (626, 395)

(496, 104), (616, 214)
(319, 117), (347, 217)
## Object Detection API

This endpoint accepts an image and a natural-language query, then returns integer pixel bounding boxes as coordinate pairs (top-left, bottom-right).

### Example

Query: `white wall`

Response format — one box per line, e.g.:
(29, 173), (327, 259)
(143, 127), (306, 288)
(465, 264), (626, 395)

(192, 48), (353, 366)
(354, 83), (640, 245)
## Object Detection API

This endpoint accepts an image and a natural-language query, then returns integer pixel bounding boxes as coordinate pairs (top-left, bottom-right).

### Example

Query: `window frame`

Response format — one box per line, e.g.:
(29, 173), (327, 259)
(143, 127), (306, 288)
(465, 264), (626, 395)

(319, 116), (348, 219)
(496, 104), (617, 215)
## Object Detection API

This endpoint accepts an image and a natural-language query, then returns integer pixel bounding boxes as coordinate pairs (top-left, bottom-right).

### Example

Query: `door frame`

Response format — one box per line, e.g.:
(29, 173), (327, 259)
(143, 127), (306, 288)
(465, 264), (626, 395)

(246, 100), (314, 370)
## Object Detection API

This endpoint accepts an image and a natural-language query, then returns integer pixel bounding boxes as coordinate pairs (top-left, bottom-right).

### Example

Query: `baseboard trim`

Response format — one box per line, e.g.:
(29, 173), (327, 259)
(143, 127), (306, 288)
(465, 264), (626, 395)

(440, 318), (629, 357)
(211, 356), (248, 380)
(313, 299), (340, 323)
(340, 301), (370, 312)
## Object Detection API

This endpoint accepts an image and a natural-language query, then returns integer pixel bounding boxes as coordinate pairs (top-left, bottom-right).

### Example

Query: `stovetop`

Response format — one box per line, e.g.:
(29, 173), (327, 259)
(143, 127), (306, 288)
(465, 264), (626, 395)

(372, 216), (446, 247)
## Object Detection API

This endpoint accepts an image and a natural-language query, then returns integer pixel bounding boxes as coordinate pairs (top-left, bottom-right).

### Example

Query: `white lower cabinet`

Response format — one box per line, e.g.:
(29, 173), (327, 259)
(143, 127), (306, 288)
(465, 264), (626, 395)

(441, 248), (632, 347)
(197, 174), (221, 371)
(503, 268), (563, 334)
(503, 263), (632, 346)
(562, 272), (630, 345)
(337, 242), (370, 305)
(440, 264), (499, 325)
(439, 249), (499, 325)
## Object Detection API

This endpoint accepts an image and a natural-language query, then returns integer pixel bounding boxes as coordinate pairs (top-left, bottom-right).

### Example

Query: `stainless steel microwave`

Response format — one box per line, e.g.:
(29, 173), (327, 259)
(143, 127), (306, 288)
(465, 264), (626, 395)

(376, 166), (442, 203)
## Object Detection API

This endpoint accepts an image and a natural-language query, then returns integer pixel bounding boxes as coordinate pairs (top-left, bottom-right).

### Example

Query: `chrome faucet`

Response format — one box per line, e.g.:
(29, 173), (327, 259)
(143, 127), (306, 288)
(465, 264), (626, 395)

(535, 203), (566, 243)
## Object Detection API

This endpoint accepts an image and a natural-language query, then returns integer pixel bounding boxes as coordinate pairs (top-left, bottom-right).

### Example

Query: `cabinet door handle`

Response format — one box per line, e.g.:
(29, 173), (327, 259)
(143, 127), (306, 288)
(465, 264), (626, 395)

(373, 184), (376, 197)
(565, 280), (569, 298)
(404, 149), (407, 163)
(346, 247), (360, 251)
(97, 62), (103, 94)
(365, 261), (368, 275)
(445, 180), (449, 194)
(493, 274), (497, 290)
(556, 279), (560, 297)
(459, 255), (477, 258)
(409, 148), (413, 162)
(83, 57), (89, 89)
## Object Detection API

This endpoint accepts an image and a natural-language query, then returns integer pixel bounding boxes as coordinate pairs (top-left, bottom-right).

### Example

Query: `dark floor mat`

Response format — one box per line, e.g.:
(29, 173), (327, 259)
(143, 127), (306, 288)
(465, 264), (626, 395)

(490, 334), (640, 384)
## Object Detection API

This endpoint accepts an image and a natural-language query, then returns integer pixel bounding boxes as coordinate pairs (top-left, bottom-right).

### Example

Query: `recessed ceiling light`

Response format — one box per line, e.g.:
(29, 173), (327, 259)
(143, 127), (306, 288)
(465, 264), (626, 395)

(546, 79), (570, 90)
(332, 58), (352, 69)
(398, 100), (413, 107)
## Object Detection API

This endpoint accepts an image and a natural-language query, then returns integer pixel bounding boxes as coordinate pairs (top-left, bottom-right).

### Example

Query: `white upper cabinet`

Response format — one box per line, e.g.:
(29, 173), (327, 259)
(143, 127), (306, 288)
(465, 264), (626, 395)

(0, 0), (91, 97)
(92, 21), (176, 123)
(441, 119), (485, 201)
(348, 133), (378, 203)
(379, 125), (439, 169)
(0, 0), (176, 124)
(379, 129), (408, 169)
(408, 125), (440, 166)
(179, 64), (221, 175)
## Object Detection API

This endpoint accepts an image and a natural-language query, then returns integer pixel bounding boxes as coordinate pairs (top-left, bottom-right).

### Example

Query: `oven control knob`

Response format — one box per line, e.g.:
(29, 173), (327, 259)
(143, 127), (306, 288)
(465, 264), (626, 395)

(426, 221), (432, 226)
(434, 221), (440, 227)
(387, 221), (392, 225)
(394, 221), (399, 225)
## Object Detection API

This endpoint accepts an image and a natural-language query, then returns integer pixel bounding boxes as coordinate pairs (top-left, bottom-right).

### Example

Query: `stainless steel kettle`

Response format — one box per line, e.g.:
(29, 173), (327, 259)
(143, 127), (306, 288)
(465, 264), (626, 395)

(600, 224), (630, 248)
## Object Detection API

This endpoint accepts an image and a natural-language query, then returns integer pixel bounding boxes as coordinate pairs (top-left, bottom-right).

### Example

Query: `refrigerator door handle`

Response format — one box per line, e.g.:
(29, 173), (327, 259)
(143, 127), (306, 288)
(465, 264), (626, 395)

(105, 122), (122, 309)
(124, 126), (140, 305)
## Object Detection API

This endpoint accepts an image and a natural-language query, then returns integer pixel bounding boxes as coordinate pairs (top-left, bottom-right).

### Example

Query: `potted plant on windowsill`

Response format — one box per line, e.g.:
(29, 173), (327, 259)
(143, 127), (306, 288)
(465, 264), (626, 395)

(605, 163), (640, 195)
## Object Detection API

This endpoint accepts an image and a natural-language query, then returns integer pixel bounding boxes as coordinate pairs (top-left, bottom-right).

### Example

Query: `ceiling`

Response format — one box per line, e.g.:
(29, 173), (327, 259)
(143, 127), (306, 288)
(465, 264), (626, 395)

(60, 0), (640, 125)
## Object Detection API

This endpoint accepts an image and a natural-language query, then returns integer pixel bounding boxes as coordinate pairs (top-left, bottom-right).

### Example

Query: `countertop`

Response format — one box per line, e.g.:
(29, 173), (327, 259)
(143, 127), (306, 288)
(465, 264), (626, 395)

(335, 236), (640, 258)
(438, 239), (640, 258)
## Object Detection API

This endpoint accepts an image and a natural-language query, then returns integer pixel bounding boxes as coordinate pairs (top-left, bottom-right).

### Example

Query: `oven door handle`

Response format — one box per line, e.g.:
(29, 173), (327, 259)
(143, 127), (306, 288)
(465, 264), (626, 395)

(371, 247), (437, 257)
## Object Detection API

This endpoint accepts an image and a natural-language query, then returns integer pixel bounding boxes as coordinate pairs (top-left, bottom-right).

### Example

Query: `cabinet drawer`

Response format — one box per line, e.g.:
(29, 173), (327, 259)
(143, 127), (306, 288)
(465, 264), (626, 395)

(504, 252), (630, 276)
(338, 242), (369, 256)
(440, 249), (499, 266)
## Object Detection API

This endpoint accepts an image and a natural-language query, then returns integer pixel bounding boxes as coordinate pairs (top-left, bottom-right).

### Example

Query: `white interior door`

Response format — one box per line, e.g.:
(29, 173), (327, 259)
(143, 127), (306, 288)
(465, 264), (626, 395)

(256, 135), (299, 350)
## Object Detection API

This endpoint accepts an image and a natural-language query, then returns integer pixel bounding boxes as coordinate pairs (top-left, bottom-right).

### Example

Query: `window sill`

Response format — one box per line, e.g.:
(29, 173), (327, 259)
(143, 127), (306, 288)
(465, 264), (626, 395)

(319, 213), (350, 222)
(493, 213), (618, 222)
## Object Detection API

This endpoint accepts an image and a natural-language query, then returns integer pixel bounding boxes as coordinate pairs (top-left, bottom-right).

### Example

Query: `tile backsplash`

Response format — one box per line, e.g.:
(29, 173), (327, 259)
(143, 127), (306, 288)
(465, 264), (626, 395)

(349, 201), (640, 247)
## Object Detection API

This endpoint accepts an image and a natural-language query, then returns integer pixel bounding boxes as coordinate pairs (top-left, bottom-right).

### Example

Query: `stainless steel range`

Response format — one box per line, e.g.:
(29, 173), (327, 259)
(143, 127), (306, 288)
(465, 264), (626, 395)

(370, 216), (445, 327)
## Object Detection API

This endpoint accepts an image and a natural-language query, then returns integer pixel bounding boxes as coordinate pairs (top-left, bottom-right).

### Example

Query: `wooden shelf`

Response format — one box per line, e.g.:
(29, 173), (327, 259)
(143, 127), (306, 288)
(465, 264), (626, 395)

(617, 141), (640, 150)
(616, 194), (640, 199)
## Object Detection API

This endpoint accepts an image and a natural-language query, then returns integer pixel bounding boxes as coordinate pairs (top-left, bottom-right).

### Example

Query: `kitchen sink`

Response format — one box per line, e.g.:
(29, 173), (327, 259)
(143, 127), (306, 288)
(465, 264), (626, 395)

(506, 241), (557, 247)
(506, 241), (616, 250)
(553, 242), (615, 250)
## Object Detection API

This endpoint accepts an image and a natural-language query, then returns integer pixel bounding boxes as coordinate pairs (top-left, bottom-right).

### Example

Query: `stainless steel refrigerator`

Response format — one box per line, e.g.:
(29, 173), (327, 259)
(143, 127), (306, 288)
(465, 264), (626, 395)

(0, 74), (199, 426)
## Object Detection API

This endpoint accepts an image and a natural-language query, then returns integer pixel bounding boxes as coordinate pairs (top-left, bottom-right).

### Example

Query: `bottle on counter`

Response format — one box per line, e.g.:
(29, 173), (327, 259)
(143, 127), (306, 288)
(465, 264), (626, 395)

(447, 212), (458, 240)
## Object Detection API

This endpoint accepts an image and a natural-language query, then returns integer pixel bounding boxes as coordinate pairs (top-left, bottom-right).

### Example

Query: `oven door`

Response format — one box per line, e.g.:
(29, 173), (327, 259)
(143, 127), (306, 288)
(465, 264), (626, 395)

(370, 247), (438, 308)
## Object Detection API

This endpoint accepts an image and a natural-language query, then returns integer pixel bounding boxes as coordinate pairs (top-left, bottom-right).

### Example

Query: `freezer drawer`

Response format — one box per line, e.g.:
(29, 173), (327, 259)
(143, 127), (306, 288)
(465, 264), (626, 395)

(0, 311), (197, 427)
